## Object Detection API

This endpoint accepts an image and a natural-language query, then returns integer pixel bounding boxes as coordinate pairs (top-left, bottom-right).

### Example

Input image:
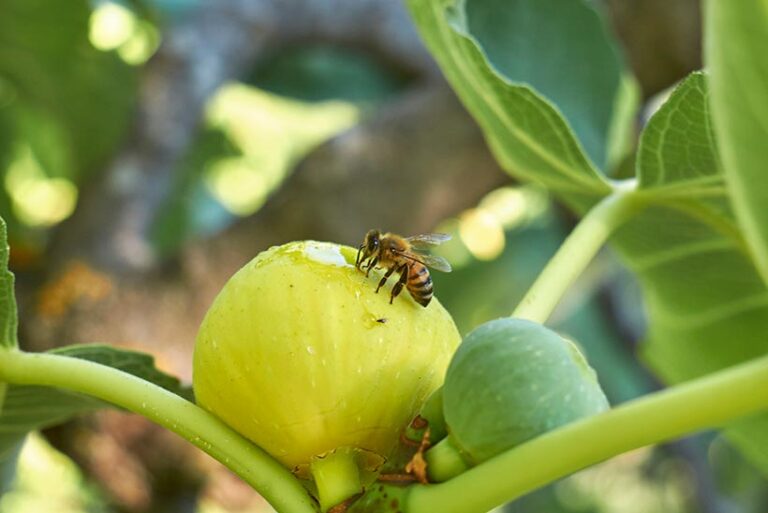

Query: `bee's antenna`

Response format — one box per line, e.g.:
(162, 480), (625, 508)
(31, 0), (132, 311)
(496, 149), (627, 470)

(356, 244), (364, 268)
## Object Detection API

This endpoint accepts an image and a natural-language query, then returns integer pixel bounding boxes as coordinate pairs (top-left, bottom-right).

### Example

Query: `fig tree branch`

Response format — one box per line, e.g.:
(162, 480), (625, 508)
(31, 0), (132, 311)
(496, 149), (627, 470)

(513, 181), (645, 323)
(0, 349), (317, 513)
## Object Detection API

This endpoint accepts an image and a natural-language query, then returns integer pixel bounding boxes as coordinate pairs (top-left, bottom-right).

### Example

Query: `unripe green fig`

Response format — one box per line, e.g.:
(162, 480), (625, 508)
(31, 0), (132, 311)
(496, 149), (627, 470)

(428, 318), (608, 481)
(193, 241), (460, 510)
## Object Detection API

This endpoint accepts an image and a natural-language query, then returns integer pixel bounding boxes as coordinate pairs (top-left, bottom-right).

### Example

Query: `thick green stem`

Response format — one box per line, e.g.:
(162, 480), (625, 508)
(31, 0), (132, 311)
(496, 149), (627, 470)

(408, 353), (768, 513)
(0, 349), (317, 513)
(425, 436), (469, 482)
(513, 184), (643, 323)
(311, 449), (363, 512)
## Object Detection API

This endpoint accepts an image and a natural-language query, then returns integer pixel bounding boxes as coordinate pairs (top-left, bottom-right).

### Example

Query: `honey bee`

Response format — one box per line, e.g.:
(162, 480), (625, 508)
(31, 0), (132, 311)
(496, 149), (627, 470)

(355, 229), (452, 307)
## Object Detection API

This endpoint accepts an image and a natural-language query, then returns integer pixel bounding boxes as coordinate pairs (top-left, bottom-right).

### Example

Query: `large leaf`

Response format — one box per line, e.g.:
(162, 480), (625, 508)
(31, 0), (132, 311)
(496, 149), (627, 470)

(0, 344), (192, 462)
(406, 0), (615, 212)
(617, 73), (768, 475)
(0, 217), (16, 349)
(707, 0), (768, 286)
(460, 0), (637, 171)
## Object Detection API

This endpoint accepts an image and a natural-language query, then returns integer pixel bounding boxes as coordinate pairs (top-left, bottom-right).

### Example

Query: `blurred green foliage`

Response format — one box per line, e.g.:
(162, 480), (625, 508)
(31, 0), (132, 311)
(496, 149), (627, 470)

(152, 85), (361, 256)
(0, 0), (406, 259)
(0, 0), (136, 178)
(0, 434), (108, 513)
(0, 0), (137, 252)
(251, 45), (410, 104)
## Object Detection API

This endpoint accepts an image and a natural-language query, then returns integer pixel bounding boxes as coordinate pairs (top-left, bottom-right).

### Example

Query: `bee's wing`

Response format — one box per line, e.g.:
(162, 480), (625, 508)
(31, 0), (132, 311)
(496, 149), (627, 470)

(395, 250), (453, 273)
(419, 253), (452, 272)
(405, 233), (452, 249)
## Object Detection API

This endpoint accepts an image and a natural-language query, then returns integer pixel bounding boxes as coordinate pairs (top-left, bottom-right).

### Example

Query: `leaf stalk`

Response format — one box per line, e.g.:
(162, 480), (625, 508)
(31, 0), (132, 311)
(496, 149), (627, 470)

(513, 182), (643, 323)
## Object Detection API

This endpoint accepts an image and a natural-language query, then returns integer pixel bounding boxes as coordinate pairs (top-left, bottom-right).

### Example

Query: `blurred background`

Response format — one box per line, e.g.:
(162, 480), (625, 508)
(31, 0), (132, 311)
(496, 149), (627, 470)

(1, 0), (766, 512)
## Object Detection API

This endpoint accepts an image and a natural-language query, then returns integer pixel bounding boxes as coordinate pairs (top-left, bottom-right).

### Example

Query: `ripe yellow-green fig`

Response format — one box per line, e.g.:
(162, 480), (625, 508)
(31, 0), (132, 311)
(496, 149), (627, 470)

(193, 241), (460, 510)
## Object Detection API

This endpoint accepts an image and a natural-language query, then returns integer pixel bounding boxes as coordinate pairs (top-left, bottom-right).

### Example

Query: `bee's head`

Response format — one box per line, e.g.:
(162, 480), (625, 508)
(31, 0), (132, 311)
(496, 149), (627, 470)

(357, 229), (381, 267)
(364, 229), (381, 252)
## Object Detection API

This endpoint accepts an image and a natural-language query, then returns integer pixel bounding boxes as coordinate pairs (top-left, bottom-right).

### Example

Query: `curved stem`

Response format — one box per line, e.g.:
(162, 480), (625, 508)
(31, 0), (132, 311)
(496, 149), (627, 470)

(0, 349), (317, 513)
(407, 353), (768, 513)
(513, 183), (644, 323)
(425, 436), (469, 482)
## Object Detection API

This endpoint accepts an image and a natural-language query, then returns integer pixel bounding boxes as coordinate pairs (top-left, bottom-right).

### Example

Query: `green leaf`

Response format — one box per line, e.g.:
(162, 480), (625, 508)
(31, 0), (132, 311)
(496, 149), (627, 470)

(0, 344), (191, 462)
(0, 385), (102, 462)
(620, 72), (768, 475)
(706, 0), (768, 286)
(0, 217), (17, 349)
(637, 72), (722, 191)
(406, 0), (614, 211)
(459, 0), (637, 171)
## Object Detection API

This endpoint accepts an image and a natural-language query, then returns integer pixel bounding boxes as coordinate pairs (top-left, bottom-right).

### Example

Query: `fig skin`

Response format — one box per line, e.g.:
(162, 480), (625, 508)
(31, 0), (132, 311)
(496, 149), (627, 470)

(443, 318), (609, 465)
(193, 241), (461, 474)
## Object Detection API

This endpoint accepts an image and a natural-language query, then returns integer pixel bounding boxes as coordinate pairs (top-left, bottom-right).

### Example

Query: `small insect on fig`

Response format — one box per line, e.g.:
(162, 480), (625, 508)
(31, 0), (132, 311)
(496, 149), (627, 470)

(355, 229), (452, 307)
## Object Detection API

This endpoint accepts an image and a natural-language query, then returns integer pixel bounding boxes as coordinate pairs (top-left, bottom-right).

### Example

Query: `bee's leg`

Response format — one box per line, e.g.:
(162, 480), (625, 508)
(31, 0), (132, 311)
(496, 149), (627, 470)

(376, 265), (397, 293)
(390, 264), (409, 304)
(356, 245), (364, 268)
(365, 256), (379, 277)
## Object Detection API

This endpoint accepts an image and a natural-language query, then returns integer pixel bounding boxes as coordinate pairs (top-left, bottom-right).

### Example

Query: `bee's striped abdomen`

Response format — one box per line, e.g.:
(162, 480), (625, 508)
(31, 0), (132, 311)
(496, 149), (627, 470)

(407, 263), (433, 307)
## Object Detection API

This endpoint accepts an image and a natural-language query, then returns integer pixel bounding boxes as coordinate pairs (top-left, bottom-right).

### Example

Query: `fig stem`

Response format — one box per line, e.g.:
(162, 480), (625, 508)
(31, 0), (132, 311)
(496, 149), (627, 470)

(425, 435), (469, 482)
(414, 388), (447, 442)
(408, 352), (768, 513)
(311, 449), (363, 512)
(0, 349), (317, 513)
(513, 182), (644, 323)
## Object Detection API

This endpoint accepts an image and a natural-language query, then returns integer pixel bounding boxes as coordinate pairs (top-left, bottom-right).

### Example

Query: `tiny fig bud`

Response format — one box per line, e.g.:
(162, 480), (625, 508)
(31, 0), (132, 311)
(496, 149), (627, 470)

(193, 241), (460, 510)
(428, 318), (609, 481)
